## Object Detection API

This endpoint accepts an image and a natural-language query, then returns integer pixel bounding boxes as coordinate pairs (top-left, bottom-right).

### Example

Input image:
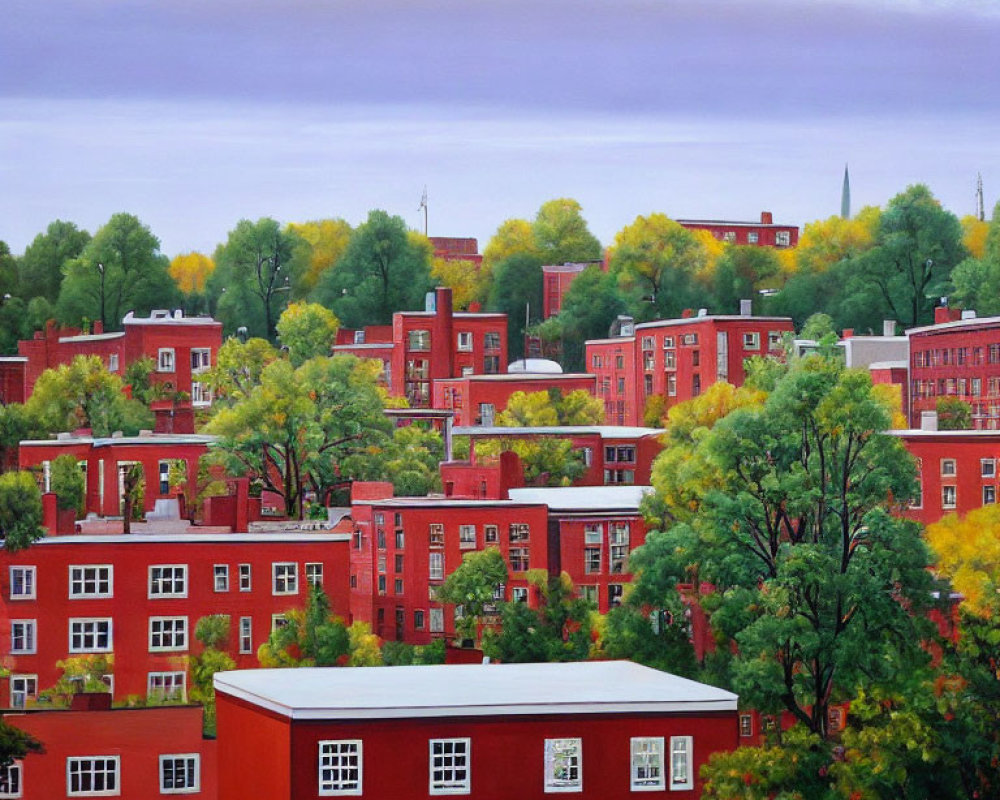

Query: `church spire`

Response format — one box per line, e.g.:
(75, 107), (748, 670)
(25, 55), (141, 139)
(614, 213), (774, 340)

(841, 164), (851, 219)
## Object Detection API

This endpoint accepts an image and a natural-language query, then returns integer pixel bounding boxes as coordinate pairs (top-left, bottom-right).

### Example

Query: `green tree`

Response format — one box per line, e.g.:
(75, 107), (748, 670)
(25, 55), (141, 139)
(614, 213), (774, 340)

(936, 396), (972, 430)
(286, 218), (352, 300)
(951, 200), (1000, 316)
(38, 655), (114, 706)
(49, 453), (84, 515)
(189, 646), (235, 736)
(709, 245), (781, 313)
(0, 721), (42, 771)
(258, 586), (351, 667)
(0, 471), (45, 552)
(17, 220), (91, 304)
(206, 355), (391, 518)
(0, 242), (19, 302)
(202, 337), (279, 407)
(436, 548), (509, 643)
(532, 198), (602, 265)
(315, 210), (433, 328)
(56, 213), (179, 330)
(275, 301), (340, 366)
(209, 217), (300, 340)
(496, 388), (604, 427)
(346, 425), (444, 497)
(486, 252), (545, 360)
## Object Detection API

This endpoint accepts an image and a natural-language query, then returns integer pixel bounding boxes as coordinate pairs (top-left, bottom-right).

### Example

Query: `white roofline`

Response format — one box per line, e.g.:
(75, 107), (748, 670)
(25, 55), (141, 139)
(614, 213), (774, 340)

(436, 373), (595, 383)
(19, 435), (217, 447)
(906, 315), (1000, 335)
(57, 332), (126, 343)
(455, 426), (663, 438)
(35, 532), (351, 545)
(634, 315), (792, 331)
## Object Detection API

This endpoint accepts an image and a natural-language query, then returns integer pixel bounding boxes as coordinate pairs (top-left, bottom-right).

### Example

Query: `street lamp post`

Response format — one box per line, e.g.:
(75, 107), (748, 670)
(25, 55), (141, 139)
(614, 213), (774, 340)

(96, 262), (106, 330)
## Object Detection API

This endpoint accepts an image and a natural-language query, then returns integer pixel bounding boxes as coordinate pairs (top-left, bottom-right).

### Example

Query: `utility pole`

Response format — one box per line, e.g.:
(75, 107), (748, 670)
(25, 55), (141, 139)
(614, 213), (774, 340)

(418, 187), (428, 236)
(977, 173), (985, 222)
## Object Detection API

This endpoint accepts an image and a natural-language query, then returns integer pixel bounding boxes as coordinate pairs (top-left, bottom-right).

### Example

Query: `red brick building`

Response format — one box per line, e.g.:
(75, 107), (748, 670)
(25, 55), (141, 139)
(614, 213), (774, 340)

(429, 237), (483, 269)
(541, 261), (604, 320)
(335, 288), (507, 407)
(434, 373), (597, 426)
(586, 312), (793, 427)
(15, 310), (223, 406)
(675, 211), (799, 248)
(214, 661), (738, 800)
(1, 700), (216, 799)
(907, 309), (1000, 429)
(1, 531), (351, 705)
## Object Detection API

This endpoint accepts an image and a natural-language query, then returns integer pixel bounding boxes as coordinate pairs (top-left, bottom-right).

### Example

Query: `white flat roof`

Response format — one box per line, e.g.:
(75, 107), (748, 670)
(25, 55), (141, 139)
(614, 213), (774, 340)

(888, 428), (1000, 439)
(58, 332), (126, 343)
(437, 373), (594, 383)
(906, 315), (1000, 335)
(634, 315), (791, 331)
(34, 532), (351, 545)
(508, 485), (652, 512)
(20, 434), (217, 448)
(354, 497), (544, 509)
(455, 426), (663, 439)
(214, 661), (737, 720)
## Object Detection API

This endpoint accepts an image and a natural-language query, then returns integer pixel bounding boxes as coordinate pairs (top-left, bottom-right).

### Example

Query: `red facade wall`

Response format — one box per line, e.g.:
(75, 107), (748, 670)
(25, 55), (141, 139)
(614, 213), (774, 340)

(434, 374), (597, 426)
(216, 694), (291, 800)
(1, 535), (351, 702)
(0, 358), (27, 405)
(676, 212), (799, 248)
(4, 704), (217, 799)
(268, 709), (736, 800)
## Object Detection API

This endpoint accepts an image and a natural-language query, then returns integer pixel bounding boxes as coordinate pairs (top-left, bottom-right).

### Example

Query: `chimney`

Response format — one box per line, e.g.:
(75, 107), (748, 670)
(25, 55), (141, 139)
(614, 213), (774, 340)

(842, 329), (853, 339)
(934, 306), (962, 325)
(760, 211), (773, 225)
(739, 299), (752, 316)
(883, 320), (896, 337)
(92, 320), (104, 335)
(432, 287), (455, 378)
(681, 308), (694, 319)
(920, 410), (939, 432)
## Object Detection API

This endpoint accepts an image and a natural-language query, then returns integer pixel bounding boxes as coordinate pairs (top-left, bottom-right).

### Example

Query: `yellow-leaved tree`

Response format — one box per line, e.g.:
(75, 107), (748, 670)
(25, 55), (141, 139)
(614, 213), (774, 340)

(430, 257), (489, 309)
(927, 504), (1000, 616)
(287, 218), (352, 299)
(961, 214), (990, 259)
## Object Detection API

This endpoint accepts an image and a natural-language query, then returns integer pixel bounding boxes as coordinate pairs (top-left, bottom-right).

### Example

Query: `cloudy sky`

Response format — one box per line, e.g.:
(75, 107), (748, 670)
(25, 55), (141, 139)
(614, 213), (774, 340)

(2, 0), (998, 257)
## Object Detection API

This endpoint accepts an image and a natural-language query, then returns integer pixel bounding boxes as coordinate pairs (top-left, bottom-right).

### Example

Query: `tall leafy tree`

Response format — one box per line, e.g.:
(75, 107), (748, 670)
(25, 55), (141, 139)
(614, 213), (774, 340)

(56, 213), (179, 330)
(487, 252), (545, 360)
(287, 218), (352, 300)
(532, 198), (602, 265)
(0, 470), (45, 552)
(210, 218), (300, 340)
(168, 252), (215, 315)
(436, 548), (509, 643)
(17, 220), (91, 304)
(951, 200), (1000, 316)
(315, 210), (433, 328)
(275, 302), (339, 367)
(202, 337), (279, 407)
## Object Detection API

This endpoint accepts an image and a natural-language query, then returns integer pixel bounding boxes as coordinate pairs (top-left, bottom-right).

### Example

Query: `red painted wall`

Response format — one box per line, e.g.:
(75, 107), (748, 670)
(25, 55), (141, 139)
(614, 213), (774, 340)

(1, 535), (351, 702)
(556, 513), (648, 613)
(216, 693), (291, 800)
(434, 374), (597, 426)
(4, 704), (216, 799)
(0, 358), (27, 405)
(676, 213), (799, 248)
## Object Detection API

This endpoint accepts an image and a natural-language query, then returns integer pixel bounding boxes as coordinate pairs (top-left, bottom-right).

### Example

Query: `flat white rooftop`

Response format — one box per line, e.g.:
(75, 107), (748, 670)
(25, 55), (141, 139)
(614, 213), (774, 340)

(214, 661), (737, 720)
(508, 485), (652, 512)
(34, 532), (351, 545)
(455, 426), (663, 439)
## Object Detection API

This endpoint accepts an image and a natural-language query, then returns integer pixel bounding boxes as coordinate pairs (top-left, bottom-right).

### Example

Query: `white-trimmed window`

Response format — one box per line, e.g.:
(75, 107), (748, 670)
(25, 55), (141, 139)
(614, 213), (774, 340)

(9, 566), (35, 600)
(669, 736), (693, 791)
(0, 761), (21, 798)
(214, 564), (229, 592)
(306, 563), (324, 588)
(319, 740), (362, 796)
(67, 756), (119, 796)
(272, 614), (290, 632)
(509, 523), (530, 542)
(429, 552), (444, 581)
(149, 565), (187, 598)
(69, 618), (113, 653)
(408, 330), (431, 351)
(768, 330), (783, 350)
(429, 738), (470, 795)
(148, 671), (186, 702)
(272, 562), (298, 595)
(160, 754), (199, 794)
(942, 485), (957, 509)
(742, 331), (760, 350)
(511, 587), (528, 603)
(984, 485), (996, 505)
(191, 381), (211, 407)
(149, 616), (187, 652)
(239, 617), (252, 654)
(430, 524), (445, 547)
(429, 608), (444, 633)
(9, 674), (37, 709)
(544, 738), (582, 792)
(10, 621), (36, 654)
(459, 525), (476, 549)
(190, 348), (211, 373)
(158, 348), (176, 372)
(484, 525), (498, 544)
(747, 231), (759, 244)
(457, 332), (473, 352)
(982, 458), (996, 478)
(630, 737), (665, 791)
(941, 458), (957, 476)
(69, 565), (113, 598)
(108, 353), (119, 373)
(239, 563), (252, 591)
(739, 713), (753, 737)
(775, 231), (791, 247)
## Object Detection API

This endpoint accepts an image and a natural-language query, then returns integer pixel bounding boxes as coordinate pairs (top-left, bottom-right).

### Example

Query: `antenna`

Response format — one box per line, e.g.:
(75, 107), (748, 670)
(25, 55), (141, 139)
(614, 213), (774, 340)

(977, 173), (985, 222)
(418, 186), (428, 236)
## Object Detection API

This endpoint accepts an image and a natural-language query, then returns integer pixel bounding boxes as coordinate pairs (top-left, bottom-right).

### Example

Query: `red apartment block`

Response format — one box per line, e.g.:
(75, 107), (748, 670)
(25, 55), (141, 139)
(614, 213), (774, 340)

(889, 428), (1000, 526)
(907, 309), (1000, 429)
(214, 661), (738, 800)
(429, 236), (483, 269)
(449, 425), (664, 487)
(508, 486), (652, 614)
(1, 699), (216, 799)
(586, 312), (793, 427)
(19, 432), (214, 518)
(334, 287), (507, 407)
(1, 531), (350, 705)
(348, 488), (549, 644)
(0, 356), (28, 405)
(434, 373), (597, 426)
(541, 261), (604, 320)
(675, 211), (799, 248)
(16, 310), (223, 406)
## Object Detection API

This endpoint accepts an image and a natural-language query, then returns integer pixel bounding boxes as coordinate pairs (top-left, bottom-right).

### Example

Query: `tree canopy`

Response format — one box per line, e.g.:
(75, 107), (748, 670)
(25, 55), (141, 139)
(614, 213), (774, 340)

(17, 219), (91, 305)
(275, 301), (339, 366)
(0, 470), (45, 552)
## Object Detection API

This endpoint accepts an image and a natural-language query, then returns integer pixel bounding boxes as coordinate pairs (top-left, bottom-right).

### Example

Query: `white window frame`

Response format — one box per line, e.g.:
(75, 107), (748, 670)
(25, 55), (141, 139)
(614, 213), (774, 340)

(9, 566), (36, 600)
(190, 347), (211, 373)
(456, 332), (473, 352)
(147, 671), (186, 702)
(148, 565), (187, 599)
(742, 331), (760, 350)
(319, 739), (362, 796)
(985, 485), (997, 505)
(429, 552), (444, 581)
(69, 565), (113, 599)
(69, 618), (116, 653)
(159, 754), (200, 794)
(669, 736), (693, 791)
(157, 348), (176, 373)
(10, 621), (36, 655)
(272, 614), (290, 632)
(459, 525), (476, 549)
(148, 616), (188, 652)
(239, 616), (253, 654)
(630, 736), (665, 791)
(239, 563), (252, 592)
(942, 485), (957, 509)
(429, 607), (444, 633)
(306, 563), (324, 588)
(0, 761), (21, 799)
(9, 674), (37, 709)
(272, 562), (298, 595)
(108, 353), (119, 372)
(739, 713), (753, 737)
(429, 738), (471, 795)
(191, 381), (211, 407)
(511, 587), (528, 603)
(941, 458), (957, 476)
(775, 231), (791, 247)
(982, 458), (996, 478)
(66, 756), (120, 797)
(213, 564), (230, 592)
(544, 737), (582, 793)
